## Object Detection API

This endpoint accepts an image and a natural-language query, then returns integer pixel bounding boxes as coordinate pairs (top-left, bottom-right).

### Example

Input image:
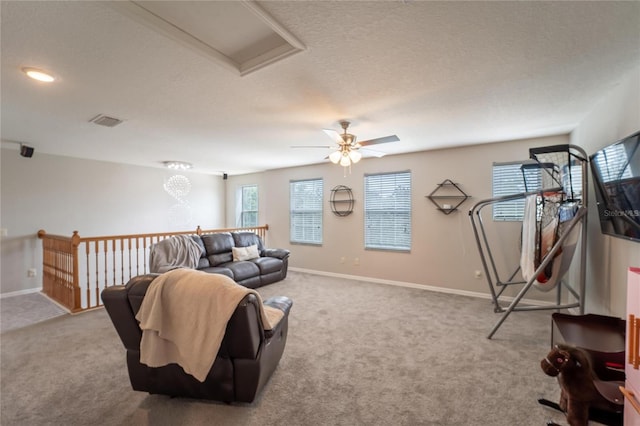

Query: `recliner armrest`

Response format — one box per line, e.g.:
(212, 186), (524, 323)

(264, 296), (292, 316)
(263, 296), (292, 339)
(262, 248), (290, 260)
(101, 285), (142, 350)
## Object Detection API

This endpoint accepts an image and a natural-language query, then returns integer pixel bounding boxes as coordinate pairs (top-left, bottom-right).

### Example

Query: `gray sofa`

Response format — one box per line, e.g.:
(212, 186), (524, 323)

(192, 231), (290, 288)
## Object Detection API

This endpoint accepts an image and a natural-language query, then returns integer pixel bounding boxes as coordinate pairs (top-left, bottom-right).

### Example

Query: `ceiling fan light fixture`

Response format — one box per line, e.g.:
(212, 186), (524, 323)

(348, 150), (362, 163)
(342, 133), (356, 145)
(309, 120), (398, 171)
(329, 150), (342, 164)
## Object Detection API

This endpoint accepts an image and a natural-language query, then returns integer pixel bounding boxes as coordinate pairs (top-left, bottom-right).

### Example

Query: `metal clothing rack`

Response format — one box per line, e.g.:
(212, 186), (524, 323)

(469, 144), (589, 339)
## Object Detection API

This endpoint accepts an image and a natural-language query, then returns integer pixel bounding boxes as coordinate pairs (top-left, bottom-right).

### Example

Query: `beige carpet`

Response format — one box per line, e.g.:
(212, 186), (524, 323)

(0, 272), (573, 425)
(1, 292), (68, 333)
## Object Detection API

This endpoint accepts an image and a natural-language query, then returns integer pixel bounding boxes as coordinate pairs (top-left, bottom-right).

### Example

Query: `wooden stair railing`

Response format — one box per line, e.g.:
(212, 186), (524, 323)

(38, 225), (269, 313)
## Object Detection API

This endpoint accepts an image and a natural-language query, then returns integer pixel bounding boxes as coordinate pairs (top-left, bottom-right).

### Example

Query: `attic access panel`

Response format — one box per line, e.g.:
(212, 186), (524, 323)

(110, 1), (305, 76)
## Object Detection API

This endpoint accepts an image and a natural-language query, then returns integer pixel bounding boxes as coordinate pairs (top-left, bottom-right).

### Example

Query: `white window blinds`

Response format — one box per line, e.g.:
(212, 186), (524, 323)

(290, 178), (323, 244)
(364, 171), (411, 251)
(562, 163), (584, 199)
(240, 185), (258, 227)
(492, 162), (542, 221)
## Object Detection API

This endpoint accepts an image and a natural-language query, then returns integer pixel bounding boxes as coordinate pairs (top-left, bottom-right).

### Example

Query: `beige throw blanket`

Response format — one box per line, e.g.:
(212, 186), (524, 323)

(135, 268), (284, 382)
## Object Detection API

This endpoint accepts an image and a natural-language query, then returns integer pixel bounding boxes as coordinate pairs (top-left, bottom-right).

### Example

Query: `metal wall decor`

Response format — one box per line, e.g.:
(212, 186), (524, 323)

(330, 185), (354, 216)
(426, 179), (470, 215)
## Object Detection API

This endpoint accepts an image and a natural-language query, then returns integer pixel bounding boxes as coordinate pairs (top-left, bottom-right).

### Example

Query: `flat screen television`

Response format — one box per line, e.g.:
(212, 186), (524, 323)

(589, 130), (640, 243)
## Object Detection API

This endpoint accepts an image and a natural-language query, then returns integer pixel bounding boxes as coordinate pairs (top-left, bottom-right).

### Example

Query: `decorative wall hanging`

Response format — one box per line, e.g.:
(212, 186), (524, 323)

(426, 179), (470, 215)
(330, 185), (354, 216)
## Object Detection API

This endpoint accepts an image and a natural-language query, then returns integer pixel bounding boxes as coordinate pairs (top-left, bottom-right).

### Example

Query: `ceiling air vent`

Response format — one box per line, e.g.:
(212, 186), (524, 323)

(89, 114), (123, 128)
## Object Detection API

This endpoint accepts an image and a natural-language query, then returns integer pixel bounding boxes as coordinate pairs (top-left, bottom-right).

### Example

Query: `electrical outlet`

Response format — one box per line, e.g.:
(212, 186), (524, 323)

(27, 268), (37, 278)
(474, 270), (482, 279)
(340, 256), (346, 264)
(354, 257), (360, 266)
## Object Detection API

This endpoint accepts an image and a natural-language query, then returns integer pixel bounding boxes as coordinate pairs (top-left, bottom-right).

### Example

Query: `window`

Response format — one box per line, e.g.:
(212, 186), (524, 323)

(240, 185), (258, 227)
(492, 161), (542, 221)
(561, 162), (584, 199)
(364, 171), (411, 251)
(290, 178), (323, 244)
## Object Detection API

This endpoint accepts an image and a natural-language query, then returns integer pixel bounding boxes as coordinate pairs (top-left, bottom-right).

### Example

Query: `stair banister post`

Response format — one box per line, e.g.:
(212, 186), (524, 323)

(70, 231), (82, 312)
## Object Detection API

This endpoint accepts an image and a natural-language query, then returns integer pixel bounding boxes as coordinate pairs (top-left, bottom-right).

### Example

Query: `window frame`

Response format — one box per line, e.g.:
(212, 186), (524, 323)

(289, 178), (323, 245)
(240, 184), (259, 228)
(364, 170), (412, 252)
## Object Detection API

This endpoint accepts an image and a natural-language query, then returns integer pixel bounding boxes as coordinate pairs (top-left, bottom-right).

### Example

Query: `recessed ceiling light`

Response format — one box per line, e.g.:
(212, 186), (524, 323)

(22, 67), (55, 82)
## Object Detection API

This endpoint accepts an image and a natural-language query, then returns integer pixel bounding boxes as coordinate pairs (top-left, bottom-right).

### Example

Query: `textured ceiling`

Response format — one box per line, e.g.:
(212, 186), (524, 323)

(1, 1), (639, 175)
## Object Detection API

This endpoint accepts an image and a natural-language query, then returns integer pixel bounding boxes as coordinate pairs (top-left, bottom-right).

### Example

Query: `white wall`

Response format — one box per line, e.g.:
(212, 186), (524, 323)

(570, 65), (640, 316)
(3, 66), (636, 307)
(227, 65), (639, 315)
(227, 134), (570, 299)
(0, 150), (225, 294)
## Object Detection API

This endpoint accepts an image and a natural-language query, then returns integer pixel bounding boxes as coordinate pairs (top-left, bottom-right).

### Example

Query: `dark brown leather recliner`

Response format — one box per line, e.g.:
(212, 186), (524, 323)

(101, 274), (292, 403)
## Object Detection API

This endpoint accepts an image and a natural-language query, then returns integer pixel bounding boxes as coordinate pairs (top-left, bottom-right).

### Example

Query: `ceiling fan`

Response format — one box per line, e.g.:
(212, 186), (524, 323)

(292, 121), (399, 168)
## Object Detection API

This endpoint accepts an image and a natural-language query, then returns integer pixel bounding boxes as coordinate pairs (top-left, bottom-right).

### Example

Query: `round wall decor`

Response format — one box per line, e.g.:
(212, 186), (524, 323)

(330, 185), (354, 216)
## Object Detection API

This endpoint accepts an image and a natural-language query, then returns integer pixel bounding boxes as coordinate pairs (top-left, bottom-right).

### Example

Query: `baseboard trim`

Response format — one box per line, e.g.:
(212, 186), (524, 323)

(288, 267), (556, 307)
(0, 287), (41, 299)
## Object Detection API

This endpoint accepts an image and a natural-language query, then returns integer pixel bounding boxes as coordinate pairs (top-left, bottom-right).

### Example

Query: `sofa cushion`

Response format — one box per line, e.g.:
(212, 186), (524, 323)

(252, 257), (282, 275)
(223, 261), (260, 282)
(197, 267), (234, 280)
(235, 276), (262, 289)
(201, 233), (234, 266)
(232, 244), (259, 262)
(232, 232), (264, 252)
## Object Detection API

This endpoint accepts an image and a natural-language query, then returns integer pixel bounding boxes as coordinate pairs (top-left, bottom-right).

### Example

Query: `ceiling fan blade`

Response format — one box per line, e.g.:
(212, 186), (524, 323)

(357, 135), (399, 147)
(359, 147), (387, 158)
(323, 129), (344, 145)
(290, 145), (333, 149)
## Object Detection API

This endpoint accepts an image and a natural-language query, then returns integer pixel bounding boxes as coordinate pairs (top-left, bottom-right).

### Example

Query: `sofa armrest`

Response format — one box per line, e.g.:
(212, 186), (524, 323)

(262, 248), (290, 260)
(264, 296), (293, 316)
(101, 285), (142, 351)
(263, 296), (292, 339)
(226, 295), (292, 357)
